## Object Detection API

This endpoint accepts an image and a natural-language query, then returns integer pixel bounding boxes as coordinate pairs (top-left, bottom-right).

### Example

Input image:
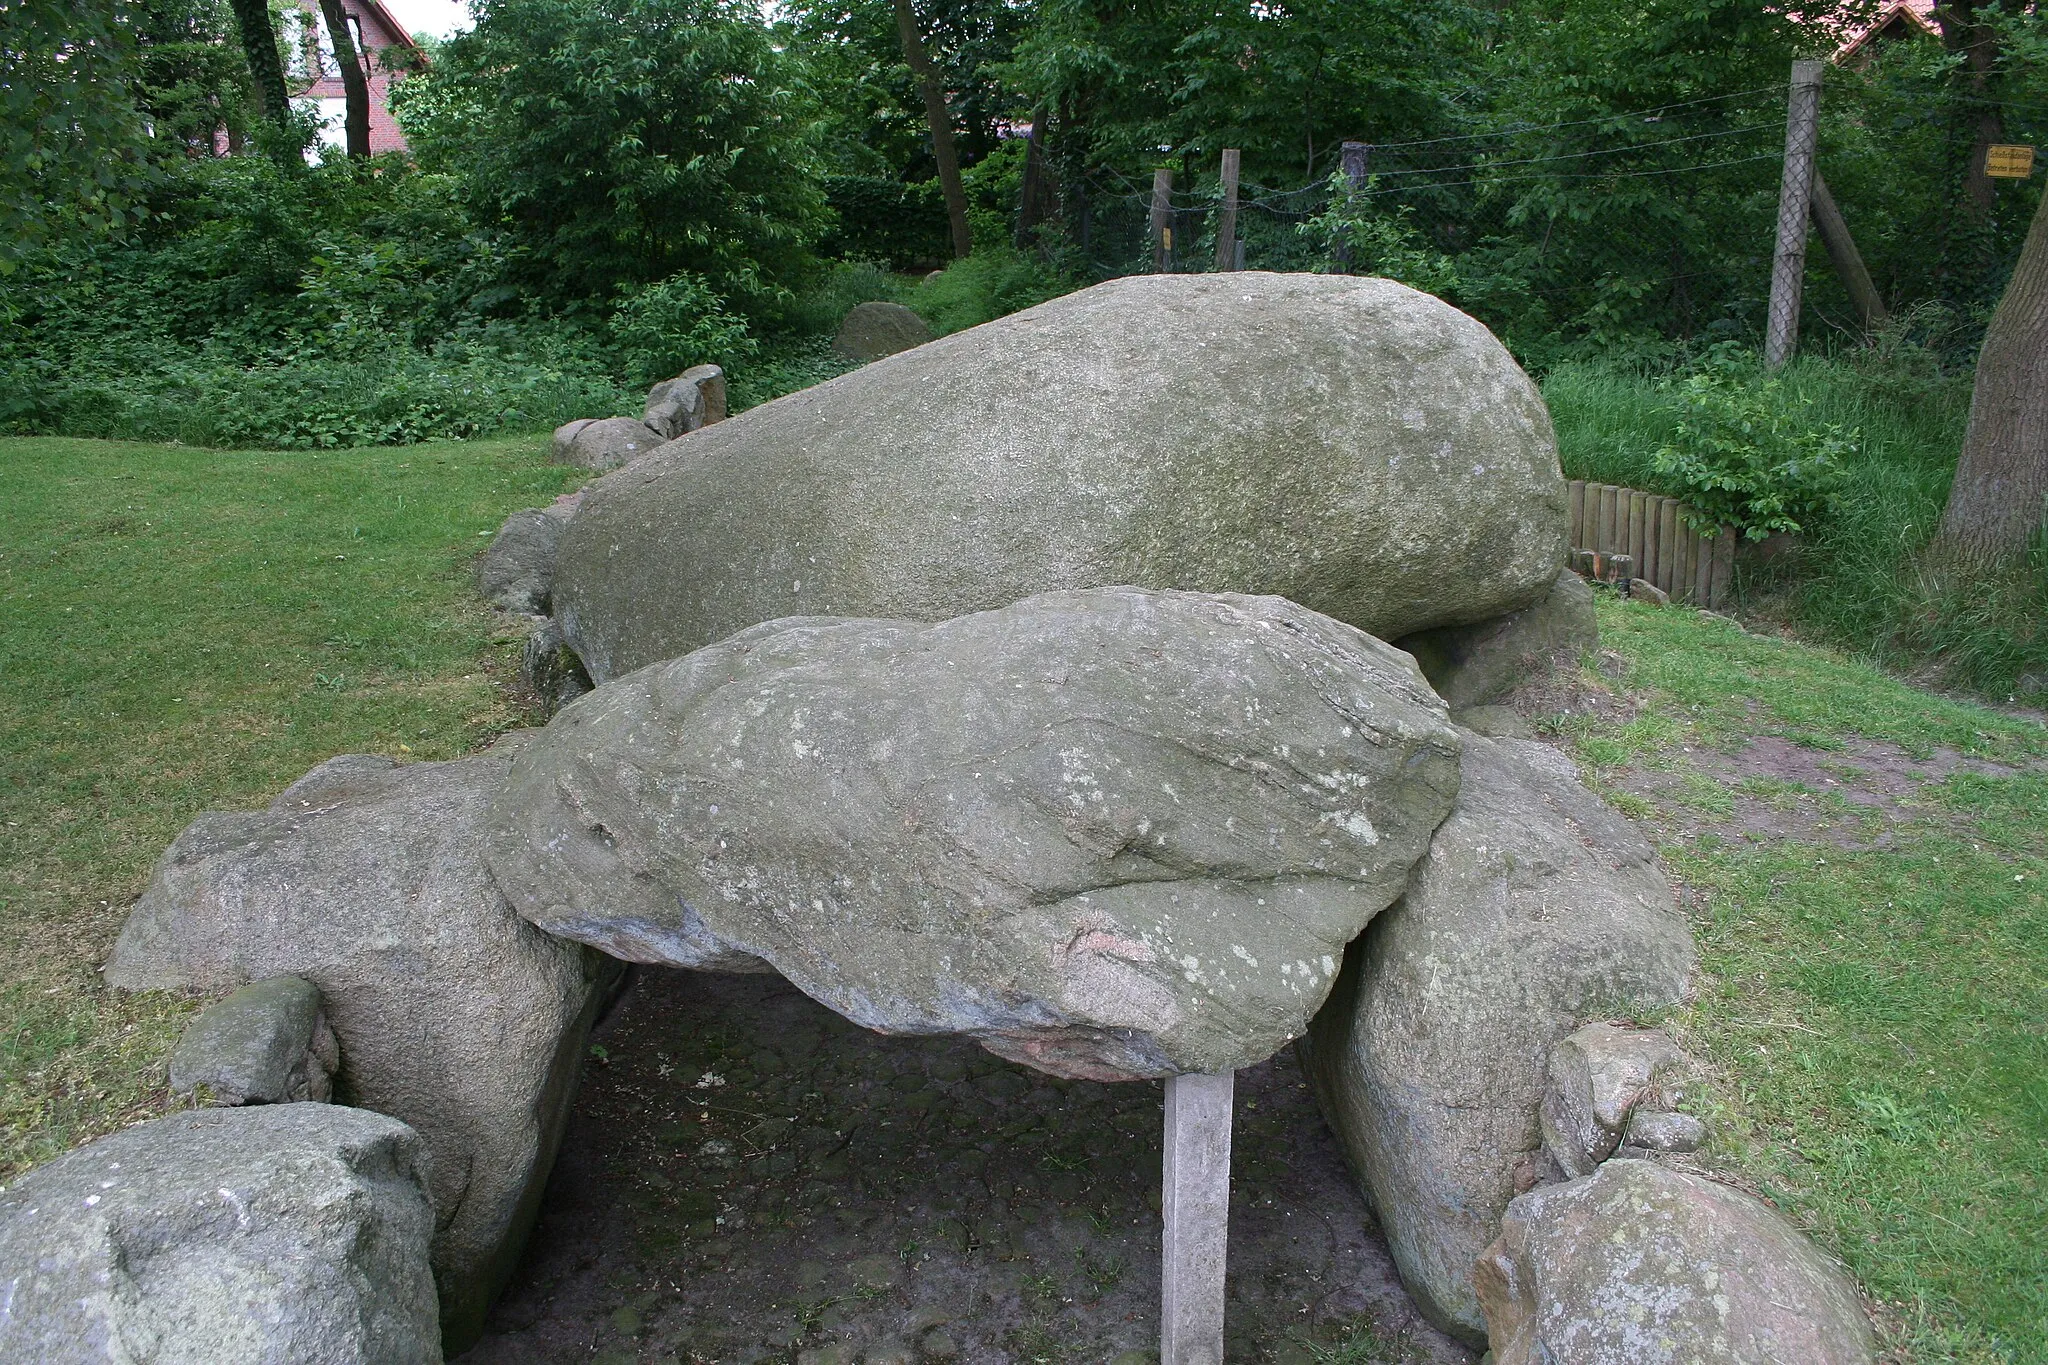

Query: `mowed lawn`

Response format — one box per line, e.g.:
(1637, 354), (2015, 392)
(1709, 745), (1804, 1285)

(1, 436), (2043, 1362)
(0, 435), (581, 1178)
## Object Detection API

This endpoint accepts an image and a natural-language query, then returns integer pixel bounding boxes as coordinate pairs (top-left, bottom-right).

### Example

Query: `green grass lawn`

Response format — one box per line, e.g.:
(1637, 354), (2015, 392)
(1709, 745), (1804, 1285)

(1, 436), (2042, 1361)
(0, 435), (582, 1176)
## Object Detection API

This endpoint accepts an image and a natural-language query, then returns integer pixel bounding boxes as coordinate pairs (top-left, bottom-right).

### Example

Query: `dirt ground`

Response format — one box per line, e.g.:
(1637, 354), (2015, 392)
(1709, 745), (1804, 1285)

(459, 969), (1475, 1365)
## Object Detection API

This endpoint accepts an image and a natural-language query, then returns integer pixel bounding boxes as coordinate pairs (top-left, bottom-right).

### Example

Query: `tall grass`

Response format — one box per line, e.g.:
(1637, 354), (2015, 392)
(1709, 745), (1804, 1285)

(1543, 354), (2047, 700)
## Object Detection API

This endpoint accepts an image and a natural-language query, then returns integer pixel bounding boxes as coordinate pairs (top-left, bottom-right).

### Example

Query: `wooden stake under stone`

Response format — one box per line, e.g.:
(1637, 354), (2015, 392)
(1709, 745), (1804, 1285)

(1162, 1072), (1234, 1365)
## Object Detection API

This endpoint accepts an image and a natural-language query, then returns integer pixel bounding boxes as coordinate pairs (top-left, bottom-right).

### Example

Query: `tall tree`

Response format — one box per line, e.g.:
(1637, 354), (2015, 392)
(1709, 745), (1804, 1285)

(1932, 0), (2005, 216)
(893, 0), (972, 257)
(1933, 187), (2048, 564)
(316, 0), (372, 158)
(400, 0), (830, 307)
(226, 0), (291, 139)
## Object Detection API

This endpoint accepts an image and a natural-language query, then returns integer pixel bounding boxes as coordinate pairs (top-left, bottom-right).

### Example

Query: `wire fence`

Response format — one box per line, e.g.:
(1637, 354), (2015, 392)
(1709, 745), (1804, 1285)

(1035, 74), (2044, 363)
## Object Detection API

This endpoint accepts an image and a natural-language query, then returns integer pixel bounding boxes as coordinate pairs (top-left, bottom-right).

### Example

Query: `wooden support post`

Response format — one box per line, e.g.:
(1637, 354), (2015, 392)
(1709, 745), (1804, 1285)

(1162, 1073), (1233, 1365)
(1334, 141), (1370, 273)
(1152, 168), (1175, 274)
(1598, 485), (1619, 554)
(1214, 149), (1241, 273)
(1765, 59), (1824, 371)
(1810, 172), (1887, 334)
(1693, 525), (1714, 605)
(1568, 480), (1587, 547)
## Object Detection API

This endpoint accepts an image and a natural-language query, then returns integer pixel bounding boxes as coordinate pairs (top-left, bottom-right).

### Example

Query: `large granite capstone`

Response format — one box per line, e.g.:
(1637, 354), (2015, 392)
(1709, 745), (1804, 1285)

(485, 588), (1464, 1080)
(551, 272), (1567, 684)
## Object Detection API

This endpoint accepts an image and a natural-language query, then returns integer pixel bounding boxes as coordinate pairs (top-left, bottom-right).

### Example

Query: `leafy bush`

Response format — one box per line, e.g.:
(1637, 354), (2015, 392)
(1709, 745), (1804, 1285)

(610, 272), (758, 388)
(396, 0), (831, 309)
(909, 248), (1078, 337)
(1649, 364), (1856, 539)
(819, 176), (949, 271)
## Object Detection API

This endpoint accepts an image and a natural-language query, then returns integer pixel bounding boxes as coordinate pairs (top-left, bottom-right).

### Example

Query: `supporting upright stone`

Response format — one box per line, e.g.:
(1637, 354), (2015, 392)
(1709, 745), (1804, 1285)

(1162, 1072), (1235, 1365)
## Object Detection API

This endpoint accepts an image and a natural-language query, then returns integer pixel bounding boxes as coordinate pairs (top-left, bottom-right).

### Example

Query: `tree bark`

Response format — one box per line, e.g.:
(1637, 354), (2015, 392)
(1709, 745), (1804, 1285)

(227, 0), (292, 137)
(1933, 187), (2048, 564)
(892, 0), (971, 260)
(1933, 0), (2004, 217)
(317, 0), (372, 159)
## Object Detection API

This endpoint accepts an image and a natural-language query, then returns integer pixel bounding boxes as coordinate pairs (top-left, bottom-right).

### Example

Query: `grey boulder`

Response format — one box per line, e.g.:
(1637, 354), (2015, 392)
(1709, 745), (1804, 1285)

(1303, 731), (1693, 1343)
(0, 1103), (440, 1364)
(1539, 1021), (1688, 1178)
(549, 419), (594, 463)
(552, 272), (1567, 684)
(1477, 1160), (1875, 1364)
(521, 617), (594, 715)
(169, 974), (338, 1106)
(830, 300), (934, 361)
(1398, 569), (1596, 709)
(643, 364), (728, 439)
(104, 742), (619, 1353)
(475, 505), (573, 615)
(487, 588), (1463, 1080)
(553, 415), (663, 471)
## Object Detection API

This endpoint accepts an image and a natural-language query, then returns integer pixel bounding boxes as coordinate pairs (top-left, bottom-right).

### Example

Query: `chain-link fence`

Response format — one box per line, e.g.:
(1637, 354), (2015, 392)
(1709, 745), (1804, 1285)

(1029, 69), (2044, 365)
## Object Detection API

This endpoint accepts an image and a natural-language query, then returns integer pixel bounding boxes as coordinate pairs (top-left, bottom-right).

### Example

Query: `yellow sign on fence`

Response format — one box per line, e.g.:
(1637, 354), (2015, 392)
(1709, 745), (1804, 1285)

(1986, 145), (2036, 179)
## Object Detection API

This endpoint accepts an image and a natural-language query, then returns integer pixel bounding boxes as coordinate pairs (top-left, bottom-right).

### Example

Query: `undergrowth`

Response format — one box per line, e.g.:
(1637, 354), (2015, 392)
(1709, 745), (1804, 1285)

(1543, 350), (2047, 700)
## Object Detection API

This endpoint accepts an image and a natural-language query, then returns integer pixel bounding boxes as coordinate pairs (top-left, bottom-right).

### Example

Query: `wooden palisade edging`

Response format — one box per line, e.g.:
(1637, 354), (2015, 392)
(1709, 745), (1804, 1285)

(1568, 480), (1736, 609)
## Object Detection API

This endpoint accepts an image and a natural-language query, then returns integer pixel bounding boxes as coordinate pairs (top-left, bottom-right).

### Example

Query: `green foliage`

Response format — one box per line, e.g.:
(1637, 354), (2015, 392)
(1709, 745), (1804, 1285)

(908, 247), (1077, 336)
(397, 0), (832, 309)
(819, 176), (950, 271)
(0, 0), (160, 268)
(1301, 181), (1461, 298)
(1549, 352), (2047, 698)
(609, 273), (759, 388)
(1650, 365), (1856, 539)
(1, 156), (637, 448)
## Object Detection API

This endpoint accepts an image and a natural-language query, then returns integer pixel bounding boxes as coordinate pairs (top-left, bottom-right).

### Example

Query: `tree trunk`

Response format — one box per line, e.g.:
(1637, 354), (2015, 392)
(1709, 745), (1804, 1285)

(317, 0), (372, 160)
(891, 0), (971, 260)
(1933, 0), (2003, 216)
(1933, 187), (2048, 563)
(227, 0), (292, 138)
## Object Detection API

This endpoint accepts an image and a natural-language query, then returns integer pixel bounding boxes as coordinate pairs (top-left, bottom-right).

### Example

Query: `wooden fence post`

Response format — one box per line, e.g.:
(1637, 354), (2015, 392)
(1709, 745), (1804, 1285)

(1765, 59), (1824, 371)
(1810, 172), (1888, 334)
(1151, 168), (1175, 273)
(1334, 141), (1369, 273)
(1214, 149), (1241, 272)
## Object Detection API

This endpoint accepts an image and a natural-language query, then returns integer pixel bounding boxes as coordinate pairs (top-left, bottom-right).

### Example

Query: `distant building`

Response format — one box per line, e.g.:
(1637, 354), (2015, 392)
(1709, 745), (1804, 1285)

(282, 1), (425, 155)
(1835, 0), (1938, 66)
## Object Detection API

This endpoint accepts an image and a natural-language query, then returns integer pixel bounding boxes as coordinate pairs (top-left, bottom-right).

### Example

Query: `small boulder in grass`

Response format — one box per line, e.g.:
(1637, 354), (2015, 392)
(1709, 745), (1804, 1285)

(169, 974), (338, 1105)
(642, 364), (728, 439)
(1477, 1159), (1876, 1365)
(553, 416), (664, 471)
(830, 300), (933, 362)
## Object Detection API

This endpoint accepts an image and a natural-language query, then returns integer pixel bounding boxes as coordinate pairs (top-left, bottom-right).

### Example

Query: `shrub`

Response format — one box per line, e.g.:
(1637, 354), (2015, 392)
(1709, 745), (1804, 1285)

(609, 272), (758, 388)
(909, 248), (1078, 337)
(1649, 364), (1856, 539)
(819, 176), (948, 271)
